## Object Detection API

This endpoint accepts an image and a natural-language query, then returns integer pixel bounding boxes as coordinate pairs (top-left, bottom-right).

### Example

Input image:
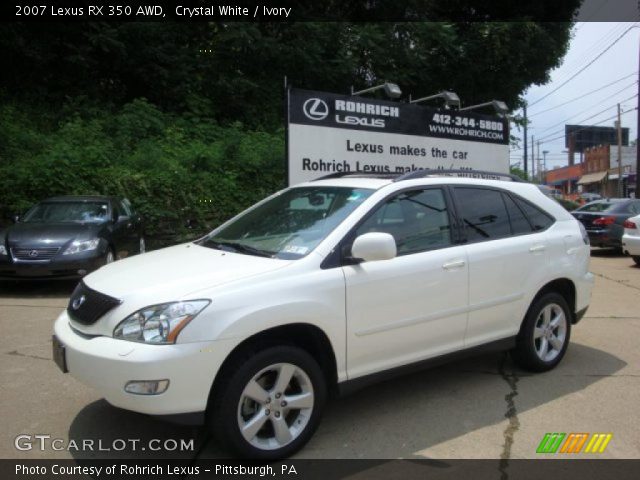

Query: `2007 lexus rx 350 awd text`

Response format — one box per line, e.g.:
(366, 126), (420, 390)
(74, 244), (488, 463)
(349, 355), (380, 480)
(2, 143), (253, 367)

(52, 171), (593, 459)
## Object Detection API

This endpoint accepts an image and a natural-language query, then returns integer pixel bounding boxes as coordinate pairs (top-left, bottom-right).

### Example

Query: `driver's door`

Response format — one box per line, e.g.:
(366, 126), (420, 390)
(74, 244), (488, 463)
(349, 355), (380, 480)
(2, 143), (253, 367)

(343, 187), (469, 379)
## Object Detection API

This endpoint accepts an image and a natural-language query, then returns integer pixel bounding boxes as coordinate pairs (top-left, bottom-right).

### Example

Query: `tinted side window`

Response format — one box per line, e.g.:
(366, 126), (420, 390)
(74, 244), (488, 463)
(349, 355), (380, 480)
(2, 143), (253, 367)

(355, 188), (452, 255)
(120, 199), (133, 216)
(624, 201), (640, 214)
(454, 187), (511, 242)
(111, 202), (120, 220)
(513, 197), (554, 231)
(502, 193), (532, 234)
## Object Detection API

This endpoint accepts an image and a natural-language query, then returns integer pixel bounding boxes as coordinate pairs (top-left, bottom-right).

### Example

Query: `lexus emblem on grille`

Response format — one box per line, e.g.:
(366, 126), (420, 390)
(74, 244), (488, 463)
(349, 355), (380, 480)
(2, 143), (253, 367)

(72, 295), (86, 310)
(29, 250), (39, 258)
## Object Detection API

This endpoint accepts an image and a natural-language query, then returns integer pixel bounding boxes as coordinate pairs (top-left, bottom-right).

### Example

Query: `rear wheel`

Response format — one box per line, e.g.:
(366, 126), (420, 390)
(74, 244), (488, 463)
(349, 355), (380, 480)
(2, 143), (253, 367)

(632, 256), (640, 266)
(512, 293), (571, 372)
(208, 345), (326, 460)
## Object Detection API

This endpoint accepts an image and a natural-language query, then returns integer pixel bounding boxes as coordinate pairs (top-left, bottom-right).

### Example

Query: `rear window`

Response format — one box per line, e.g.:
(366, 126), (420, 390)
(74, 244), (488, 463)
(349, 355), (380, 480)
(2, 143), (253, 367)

(512, 197), (554, 231)
(453, 187), (511, 241)
(576, 202), (617, 213)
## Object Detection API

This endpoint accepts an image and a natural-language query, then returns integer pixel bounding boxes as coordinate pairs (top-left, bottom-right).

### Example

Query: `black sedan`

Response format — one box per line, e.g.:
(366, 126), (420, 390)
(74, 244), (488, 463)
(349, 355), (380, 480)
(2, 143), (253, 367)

(571, 198), (640, 249)
(0, 196), (144, 279)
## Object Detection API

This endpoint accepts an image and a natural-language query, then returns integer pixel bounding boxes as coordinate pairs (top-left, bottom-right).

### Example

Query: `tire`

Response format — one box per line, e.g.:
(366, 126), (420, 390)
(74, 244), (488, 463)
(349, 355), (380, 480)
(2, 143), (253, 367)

(208, 345), (327, 460)
(632, 256), (640, 266)
(104, 248), (115, 265)
(511, 293), (571, 372)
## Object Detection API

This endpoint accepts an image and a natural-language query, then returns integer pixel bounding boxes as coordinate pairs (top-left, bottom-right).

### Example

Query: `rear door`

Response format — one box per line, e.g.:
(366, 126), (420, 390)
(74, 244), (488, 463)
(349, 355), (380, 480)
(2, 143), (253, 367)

(344, 187), (469, 379)
(453, 187), (553, 347)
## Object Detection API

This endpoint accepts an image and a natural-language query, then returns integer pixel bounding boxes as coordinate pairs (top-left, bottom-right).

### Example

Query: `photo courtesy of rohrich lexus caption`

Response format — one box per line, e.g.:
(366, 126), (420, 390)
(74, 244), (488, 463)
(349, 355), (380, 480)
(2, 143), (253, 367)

(4, 1), (640, 475)
(53, 172), (593, 459)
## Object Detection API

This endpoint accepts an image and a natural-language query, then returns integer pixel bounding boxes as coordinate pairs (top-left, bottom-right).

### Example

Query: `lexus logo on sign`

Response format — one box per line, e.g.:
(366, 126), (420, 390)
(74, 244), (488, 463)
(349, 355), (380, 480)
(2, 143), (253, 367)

(303, 98), (329, 121)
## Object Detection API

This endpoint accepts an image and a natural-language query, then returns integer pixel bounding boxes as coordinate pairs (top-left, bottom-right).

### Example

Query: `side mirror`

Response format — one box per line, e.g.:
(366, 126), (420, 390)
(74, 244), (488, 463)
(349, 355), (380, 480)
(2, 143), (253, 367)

(117, 214), (130, 224)
(13, 215), (20, 223)
(351, 232), (397, 263)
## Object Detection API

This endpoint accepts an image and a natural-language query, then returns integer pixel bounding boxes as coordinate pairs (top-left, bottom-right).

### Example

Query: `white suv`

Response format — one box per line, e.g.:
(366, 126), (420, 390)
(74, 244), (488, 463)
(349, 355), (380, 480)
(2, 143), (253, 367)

(53, 171), (593, 459)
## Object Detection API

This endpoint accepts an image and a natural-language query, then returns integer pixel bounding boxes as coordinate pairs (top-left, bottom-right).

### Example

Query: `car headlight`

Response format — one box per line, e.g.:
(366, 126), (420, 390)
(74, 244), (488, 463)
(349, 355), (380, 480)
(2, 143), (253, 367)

(113, 300), (210, 344)
(63, 238), (101, 255)
(0, 245), (6, 256)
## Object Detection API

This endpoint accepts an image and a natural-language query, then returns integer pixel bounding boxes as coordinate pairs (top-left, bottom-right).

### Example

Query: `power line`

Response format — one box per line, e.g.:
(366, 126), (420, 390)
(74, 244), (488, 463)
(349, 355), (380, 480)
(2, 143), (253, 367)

(536, 94), (637, 142)
(536, 106), (638, 145)
(554, 22), (626, 81)
(528, 25), (638, 107)
(536, 87), (638, 135)
(529, 74), (637, 117)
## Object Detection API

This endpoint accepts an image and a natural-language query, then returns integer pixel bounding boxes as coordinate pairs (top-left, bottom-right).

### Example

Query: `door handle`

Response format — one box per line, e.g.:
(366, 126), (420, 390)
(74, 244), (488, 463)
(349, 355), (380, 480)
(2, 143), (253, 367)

(529, 245), (546, 253)
(442, 259), (466, 270)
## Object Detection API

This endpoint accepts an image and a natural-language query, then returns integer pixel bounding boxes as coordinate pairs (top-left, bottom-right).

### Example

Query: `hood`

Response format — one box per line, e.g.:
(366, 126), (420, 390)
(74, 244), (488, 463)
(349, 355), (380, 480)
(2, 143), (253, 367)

(83, 243), (292, 302)
(6, 222), (102, 247)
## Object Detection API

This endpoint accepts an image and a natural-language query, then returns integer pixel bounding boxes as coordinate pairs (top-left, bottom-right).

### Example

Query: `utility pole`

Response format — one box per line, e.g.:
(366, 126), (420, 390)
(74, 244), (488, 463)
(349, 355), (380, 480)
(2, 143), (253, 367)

(617, 103), (623, 197)
(523, 102), (528, 179)
(537, 140), (541, 183)
(531, 135), (535, 181)
(636, 32), (640, 198)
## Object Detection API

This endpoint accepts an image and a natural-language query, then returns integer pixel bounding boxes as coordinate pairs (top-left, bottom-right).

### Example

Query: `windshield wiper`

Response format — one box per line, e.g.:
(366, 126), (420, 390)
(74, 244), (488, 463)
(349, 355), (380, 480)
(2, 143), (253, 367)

(204, 240), (274, 258)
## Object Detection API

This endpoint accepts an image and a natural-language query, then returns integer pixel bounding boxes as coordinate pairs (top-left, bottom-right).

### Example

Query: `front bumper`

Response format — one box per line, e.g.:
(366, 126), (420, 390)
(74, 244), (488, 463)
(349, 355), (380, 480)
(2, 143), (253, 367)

(622, 233), (640, 256)
(0, 251), (104, 279)
(53, 311), (238, 416)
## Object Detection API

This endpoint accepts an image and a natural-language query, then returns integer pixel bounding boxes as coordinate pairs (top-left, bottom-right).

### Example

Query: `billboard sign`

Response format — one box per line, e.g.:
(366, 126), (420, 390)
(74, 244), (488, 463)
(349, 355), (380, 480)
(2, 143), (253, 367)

(286, 88), (510, 185)
(565, 125), (629, 153)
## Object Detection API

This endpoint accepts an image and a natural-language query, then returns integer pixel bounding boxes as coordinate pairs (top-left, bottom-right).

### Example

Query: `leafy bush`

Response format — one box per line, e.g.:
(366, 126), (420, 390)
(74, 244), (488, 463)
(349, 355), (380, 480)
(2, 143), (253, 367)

(0, 99), (285, 246)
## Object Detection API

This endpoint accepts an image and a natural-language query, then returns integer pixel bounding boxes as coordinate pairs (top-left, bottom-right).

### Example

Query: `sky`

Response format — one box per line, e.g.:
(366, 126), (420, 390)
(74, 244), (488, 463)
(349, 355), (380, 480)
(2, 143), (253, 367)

(510, 18), (639, 173)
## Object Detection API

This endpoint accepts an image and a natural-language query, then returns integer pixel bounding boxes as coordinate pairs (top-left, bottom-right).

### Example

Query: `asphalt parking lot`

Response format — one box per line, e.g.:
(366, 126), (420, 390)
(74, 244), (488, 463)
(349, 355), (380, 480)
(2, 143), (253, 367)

(1, 250), (639, 461)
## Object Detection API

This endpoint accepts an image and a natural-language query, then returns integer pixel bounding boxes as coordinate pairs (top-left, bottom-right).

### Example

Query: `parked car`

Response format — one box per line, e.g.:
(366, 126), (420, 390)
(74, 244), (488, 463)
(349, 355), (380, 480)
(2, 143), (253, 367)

(580, 192), (602, 202)
(571, 198), (640, 249)
(0, 196), (144, 279)
(622, 214), (640, 266)
(53, 172), (593, 459)
(556, 198), (580, 212)
(537, 185), (563, 200)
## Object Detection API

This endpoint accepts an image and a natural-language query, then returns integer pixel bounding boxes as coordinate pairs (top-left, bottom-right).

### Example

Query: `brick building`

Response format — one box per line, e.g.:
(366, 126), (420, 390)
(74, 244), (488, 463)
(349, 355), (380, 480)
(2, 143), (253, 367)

(578, 145), (609, 196)
(545, 164), (584, 196)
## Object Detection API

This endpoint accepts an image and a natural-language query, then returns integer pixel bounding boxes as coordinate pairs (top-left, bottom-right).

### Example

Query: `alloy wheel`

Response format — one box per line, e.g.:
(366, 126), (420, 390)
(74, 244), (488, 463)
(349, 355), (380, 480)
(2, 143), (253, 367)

(236, 362), (314, 451)
(533, 303), (567, 362)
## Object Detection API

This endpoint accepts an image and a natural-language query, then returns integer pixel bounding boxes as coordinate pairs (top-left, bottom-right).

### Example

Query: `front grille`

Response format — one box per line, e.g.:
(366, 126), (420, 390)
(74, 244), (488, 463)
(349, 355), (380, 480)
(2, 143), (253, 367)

(11, 247), (60, 261)
(67, 281), (122, 325)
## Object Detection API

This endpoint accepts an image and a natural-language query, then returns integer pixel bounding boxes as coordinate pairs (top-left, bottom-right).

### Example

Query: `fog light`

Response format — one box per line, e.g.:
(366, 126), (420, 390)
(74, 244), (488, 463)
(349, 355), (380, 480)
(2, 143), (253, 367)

(124, 379), (169, 395)
(77, 269), (87, 275)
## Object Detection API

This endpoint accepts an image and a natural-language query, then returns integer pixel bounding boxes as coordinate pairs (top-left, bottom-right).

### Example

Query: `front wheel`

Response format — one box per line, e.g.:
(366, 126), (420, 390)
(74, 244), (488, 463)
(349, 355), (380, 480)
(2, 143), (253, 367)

(104, 248), (115, 265)
(511, 293), (571, 372)
(208, 346), (326, 460)
(632, 256), (640, 266)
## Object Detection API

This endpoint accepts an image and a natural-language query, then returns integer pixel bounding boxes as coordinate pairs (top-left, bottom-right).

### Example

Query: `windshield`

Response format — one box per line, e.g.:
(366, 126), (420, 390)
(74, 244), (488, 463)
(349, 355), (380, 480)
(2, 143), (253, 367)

(200, 187), (374, 259)
(23, 202), (110, 224)
(576, 202), (619, 213)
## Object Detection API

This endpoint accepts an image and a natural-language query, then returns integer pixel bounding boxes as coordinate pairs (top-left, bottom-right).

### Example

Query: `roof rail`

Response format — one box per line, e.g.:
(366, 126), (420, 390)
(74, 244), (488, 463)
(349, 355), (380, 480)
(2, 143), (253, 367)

(394, 169), (525, 183)
(312, 169), (525, 183)
(313, 171), (399, 181)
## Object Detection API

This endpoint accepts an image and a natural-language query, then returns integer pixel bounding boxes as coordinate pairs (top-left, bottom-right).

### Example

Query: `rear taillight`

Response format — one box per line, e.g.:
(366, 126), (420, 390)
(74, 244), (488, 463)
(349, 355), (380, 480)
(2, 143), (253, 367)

(623, 220), (637, 229)
(593, 216), (616, 226)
